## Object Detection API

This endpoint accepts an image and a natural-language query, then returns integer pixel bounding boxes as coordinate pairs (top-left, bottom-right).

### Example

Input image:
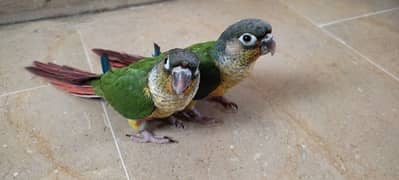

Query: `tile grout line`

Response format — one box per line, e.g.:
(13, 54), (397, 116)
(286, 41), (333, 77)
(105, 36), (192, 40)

(0, 84), (49, 98)
(101, 102), (132, 180)
(318, 7), (399, 28)
(77, 30), (131, 180)
(322, 30), (399, 83)
(78, 30), (95, 72)
(285, 4), (399, 83)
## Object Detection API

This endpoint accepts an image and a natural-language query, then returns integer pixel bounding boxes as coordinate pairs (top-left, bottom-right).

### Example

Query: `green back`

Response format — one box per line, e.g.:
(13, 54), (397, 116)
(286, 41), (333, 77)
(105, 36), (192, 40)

(91, 56), (163, 119)
(187, 41), (221, 100)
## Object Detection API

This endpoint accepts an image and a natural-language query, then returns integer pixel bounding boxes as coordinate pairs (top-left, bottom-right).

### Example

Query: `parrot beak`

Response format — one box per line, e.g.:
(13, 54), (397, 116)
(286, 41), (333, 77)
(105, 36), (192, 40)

(172, 66), (192, 95)
(260, 33), (276, 56)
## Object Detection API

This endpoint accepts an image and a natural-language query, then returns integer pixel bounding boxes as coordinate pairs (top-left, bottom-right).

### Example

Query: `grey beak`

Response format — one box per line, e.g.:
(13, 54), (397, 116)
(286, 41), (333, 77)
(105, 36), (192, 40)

(172, 66), (192, 95)
(261, 34), (276, 56)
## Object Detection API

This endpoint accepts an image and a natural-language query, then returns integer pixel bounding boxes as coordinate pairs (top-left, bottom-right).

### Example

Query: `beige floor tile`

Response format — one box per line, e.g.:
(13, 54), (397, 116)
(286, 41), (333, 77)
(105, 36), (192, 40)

(76, 0), (399, 179)
(0, 88), (125, 179)
(252, 2), (399, 180)
(0, 21), (92, 95)
(105, 85), (344, 180)
(325, 10), (399, 78)
(281, 0), (399, 25)
(1, 0), (398, 179)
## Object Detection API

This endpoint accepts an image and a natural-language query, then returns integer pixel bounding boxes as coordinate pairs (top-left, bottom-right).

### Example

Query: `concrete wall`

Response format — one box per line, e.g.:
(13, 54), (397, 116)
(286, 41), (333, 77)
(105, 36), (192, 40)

(0, 0), (164, 25)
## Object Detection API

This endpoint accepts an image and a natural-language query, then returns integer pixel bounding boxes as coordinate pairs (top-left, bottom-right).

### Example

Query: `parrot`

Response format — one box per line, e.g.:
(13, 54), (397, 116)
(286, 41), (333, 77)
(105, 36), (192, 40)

(26, 48), (201, 143)
(92, 18), (276, 121)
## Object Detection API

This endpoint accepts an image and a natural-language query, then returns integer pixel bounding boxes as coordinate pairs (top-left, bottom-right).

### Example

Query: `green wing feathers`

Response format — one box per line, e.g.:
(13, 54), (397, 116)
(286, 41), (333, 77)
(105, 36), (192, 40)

(90, 42), (222, 103)
(91, 57), (160, 119)
(187, 41), (221, 100)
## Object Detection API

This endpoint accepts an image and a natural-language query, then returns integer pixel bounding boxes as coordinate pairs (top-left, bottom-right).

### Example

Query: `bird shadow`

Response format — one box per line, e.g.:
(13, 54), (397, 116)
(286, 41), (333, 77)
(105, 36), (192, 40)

(146, 67), (330, 132)
(194, 70), (329, 126)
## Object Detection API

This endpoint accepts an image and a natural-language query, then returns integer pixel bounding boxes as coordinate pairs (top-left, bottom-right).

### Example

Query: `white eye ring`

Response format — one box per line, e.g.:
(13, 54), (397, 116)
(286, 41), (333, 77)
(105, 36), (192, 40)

(164, 55), (170, 70)
(239, 33), (257, 46)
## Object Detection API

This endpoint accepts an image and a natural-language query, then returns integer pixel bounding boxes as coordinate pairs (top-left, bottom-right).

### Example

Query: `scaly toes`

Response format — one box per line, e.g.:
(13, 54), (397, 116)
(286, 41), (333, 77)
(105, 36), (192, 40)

(208, 96), (239, 112)
(149, 135), (177, 144)
(126, 131), (177, 144)
(174, 120), (185, 129)
(180, 111), (192, 119)
(126, 134), (148, 143)
(185, 108), (221, 124)
(194, 115), (222, 124)
(224, 102), (238, 112)
(168, 117), (185, 129)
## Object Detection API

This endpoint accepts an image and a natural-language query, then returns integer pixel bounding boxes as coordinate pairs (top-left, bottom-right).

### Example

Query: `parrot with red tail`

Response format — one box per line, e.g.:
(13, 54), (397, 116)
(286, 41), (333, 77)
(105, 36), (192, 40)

(26, 48), (201, 143)
(92, 18), (276, 122)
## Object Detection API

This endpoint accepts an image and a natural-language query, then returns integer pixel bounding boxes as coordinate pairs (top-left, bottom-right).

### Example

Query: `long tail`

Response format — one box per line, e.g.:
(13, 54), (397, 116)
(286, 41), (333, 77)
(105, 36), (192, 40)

(92, 48), (144, 68)
(26, 61), (100, 98)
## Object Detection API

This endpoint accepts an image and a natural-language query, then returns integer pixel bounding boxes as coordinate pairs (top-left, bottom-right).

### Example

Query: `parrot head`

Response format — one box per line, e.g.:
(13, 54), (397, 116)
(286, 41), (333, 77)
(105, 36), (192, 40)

(216, 18), (276, 64)
(162, 48), (200, 95)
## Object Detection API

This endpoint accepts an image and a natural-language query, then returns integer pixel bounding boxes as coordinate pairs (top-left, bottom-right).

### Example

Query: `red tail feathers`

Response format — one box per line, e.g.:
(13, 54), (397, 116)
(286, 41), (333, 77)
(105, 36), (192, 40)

(26, 61), (100, 98)
(92, 48), (143, 68)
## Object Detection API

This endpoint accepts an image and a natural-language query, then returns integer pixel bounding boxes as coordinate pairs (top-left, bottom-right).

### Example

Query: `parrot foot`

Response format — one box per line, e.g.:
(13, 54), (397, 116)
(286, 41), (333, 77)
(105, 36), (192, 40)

(207, 96), (238, 112)
(179, 108), (221, 124)
(126, 130), (177, 144)
(168, 116), (184, 129)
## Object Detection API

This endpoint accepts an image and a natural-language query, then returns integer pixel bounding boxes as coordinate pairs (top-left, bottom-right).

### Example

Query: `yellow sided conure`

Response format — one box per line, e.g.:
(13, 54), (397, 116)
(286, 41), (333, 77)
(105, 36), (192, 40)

(26, 49), (200, 143)
(92, 18), (276, 121)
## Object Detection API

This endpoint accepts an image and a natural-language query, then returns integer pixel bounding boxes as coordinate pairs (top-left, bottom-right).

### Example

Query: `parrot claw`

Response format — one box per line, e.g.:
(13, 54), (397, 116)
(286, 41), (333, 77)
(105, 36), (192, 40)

(193, 115), (220, 124)
(207, 96), (238, 112)
(126, 131), (177, 144)
(168, 116), (184, 129)
(180, 111), (192, 119)
(177, 108), (222, 124)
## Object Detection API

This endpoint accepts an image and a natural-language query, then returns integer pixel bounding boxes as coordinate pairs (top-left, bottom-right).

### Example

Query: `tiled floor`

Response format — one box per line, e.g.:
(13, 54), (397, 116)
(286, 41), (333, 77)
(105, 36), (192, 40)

(1, 0), (398, 179)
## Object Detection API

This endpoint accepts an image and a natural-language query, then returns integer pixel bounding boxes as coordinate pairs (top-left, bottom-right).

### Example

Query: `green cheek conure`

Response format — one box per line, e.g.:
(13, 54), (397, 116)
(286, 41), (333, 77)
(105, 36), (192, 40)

(92, 18), (276, 121)
(26, 48), (201, 143)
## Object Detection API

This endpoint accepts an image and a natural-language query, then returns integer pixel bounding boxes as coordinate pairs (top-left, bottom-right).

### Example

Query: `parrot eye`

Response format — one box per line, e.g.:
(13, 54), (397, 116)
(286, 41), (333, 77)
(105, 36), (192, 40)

(243, 35), (251, 42)
(239, 33), (257, 47)
(163, 56), (170, 70)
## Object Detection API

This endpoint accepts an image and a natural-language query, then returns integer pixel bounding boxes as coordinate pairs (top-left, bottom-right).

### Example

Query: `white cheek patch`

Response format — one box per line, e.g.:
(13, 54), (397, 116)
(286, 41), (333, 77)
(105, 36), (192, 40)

(194, 69), (200, 77)
(225, 40), (241, 55)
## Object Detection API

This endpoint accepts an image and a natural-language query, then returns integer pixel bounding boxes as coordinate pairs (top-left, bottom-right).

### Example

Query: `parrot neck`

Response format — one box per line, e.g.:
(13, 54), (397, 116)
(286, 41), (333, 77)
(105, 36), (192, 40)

(215, 39), (253, 65)
(214, 40), (259, 90)
(147, 63), (199, 118)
